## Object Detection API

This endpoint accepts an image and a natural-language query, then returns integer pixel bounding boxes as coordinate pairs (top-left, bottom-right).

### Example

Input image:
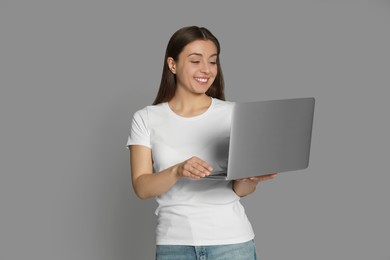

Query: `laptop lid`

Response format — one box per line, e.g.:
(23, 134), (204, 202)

(207, 97), (315, 180)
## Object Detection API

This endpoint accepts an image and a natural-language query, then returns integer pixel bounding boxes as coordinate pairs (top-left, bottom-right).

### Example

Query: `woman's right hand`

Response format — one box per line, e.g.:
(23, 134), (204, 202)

(175, 156), (213, 179)
(130, 146), (213, 199)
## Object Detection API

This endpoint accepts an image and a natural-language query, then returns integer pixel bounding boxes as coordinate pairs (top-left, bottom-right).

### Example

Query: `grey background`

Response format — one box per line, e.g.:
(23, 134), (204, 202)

(1, 0), (389, 259)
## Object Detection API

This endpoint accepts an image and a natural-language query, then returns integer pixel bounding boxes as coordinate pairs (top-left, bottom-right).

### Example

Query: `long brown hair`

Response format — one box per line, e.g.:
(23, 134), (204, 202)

(152, 26), (225, 105)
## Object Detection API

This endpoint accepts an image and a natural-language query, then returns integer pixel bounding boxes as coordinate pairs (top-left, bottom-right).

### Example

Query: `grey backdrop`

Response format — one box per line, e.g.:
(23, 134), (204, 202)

(1, 0), (389, 259)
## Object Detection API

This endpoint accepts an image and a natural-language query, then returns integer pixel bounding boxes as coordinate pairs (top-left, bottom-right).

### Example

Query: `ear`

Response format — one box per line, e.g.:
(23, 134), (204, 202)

(167, 57), (176, 74)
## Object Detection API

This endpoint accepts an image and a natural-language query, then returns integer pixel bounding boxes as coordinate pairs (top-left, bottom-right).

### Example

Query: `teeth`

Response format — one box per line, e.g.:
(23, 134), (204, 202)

(195, 77), (208, 83)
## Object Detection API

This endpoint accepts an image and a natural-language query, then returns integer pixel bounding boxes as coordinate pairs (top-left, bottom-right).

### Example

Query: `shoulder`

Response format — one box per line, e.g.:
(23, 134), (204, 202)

(131, 103), (167, 127)
(133, 103), (166, 118)
(212, 98), (235, 113)
(213, 98), (235, 106)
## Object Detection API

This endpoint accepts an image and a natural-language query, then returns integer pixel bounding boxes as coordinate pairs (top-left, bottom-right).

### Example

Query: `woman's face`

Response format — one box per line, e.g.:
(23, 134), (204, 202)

(168, 40), (218, 96)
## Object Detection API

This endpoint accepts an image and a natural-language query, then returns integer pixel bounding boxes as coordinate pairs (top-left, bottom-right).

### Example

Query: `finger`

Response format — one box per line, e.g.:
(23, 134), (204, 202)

(190, 173), (202, 179)
(189, 157), (213, 174)
(190, 156), (212, 168)
(253, 173), (277, 178)
(249, 176), (270, 182)
(195, 163), (213, 176)
(249, 174), (276, 182)
(236, 178), (252, 182)
(182, 168), (201, 179)
(189, 165), (207, 177)
(183, 163), (208, 178)
(256, 173), (277, 179)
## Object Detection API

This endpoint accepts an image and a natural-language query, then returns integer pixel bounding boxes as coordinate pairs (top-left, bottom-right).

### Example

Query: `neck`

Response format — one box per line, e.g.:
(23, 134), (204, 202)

(168, 92), (212, 117)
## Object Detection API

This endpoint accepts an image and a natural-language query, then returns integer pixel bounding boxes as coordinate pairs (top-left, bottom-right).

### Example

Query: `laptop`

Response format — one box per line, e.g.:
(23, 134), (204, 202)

(206, 97), (315, 180)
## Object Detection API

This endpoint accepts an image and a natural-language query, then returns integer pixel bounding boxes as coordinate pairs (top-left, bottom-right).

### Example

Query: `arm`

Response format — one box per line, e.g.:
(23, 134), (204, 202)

(130, 145), (213, 200)
(232, 173), (277, 197)
(130, 145), (177, 200)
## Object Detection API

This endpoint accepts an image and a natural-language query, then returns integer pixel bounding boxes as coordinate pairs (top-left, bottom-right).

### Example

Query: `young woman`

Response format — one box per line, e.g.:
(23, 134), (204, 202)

(127, 26), (277, 260)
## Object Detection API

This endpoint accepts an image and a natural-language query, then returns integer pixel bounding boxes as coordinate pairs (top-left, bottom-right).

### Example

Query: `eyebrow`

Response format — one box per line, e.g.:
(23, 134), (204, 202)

(187, 53), (218, 58)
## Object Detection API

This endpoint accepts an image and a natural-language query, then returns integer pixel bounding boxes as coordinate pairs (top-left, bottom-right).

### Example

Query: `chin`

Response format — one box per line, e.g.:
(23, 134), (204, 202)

(193, 85), (211, 94)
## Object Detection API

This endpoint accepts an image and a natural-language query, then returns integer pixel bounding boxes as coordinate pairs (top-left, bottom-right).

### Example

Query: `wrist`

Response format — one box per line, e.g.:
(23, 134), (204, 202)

(233, 180), (257, 197)
(171, 164), (181, 180)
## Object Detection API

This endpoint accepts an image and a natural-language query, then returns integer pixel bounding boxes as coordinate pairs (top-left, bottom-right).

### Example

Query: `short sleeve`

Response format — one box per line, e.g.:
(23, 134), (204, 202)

(126, 108), (151, 149)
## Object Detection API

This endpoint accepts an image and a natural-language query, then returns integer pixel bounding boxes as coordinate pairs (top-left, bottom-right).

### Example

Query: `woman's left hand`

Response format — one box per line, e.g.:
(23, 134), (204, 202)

(233, 173), (277, 197)
(235, 173), (278, 184)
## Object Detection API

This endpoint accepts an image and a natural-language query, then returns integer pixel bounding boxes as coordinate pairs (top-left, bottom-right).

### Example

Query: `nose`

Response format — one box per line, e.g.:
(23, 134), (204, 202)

(200, 60), (211, 74)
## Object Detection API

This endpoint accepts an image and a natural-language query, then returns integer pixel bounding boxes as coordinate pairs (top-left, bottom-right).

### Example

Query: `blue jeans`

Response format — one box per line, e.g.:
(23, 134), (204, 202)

(156, 240), (257, 260)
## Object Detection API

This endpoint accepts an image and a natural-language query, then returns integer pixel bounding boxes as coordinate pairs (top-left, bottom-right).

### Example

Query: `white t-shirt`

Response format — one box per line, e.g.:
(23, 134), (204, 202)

(127, 98), (254, 246)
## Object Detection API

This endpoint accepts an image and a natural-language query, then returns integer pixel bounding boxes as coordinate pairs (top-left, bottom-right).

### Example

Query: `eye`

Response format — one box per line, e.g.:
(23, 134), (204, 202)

(209, 61), (217, 65)
(190, 61), (200, 64)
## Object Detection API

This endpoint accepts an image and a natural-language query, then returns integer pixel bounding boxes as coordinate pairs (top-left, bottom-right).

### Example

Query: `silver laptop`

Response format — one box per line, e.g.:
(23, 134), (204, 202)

(206, 97), (315, 180)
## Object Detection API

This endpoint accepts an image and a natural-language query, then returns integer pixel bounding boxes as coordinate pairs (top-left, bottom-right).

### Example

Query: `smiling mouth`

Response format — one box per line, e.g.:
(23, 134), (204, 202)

(194, 77), (209, 83)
